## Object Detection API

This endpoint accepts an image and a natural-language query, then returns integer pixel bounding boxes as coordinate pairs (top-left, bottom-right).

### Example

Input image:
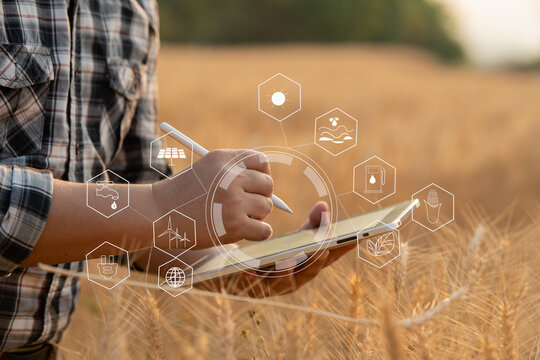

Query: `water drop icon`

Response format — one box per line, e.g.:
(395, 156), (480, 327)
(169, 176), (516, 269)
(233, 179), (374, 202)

(329, 117), (339, 127)
(369, 175), (377, 184)
(111, 201), (117, 210)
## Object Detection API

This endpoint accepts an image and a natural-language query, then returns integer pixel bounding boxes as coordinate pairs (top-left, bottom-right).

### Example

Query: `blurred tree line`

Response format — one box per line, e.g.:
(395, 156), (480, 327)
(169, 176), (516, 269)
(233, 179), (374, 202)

(158, 0), (462, 61)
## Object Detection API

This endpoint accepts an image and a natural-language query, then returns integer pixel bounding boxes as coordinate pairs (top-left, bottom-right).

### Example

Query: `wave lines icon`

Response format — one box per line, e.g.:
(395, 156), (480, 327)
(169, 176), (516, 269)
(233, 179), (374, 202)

(317, 125), (354, 144)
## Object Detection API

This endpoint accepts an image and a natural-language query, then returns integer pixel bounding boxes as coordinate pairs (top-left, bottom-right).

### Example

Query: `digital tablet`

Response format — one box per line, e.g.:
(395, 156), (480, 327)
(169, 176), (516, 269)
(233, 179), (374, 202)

(189, 199), (419, 285)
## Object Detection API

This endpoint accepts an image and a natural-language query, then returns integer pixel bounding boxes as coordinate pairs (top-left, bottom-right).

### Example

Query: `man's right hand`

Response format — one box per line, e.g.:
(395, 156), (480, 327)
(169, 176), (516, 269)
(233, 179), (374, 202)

(152, 149), (274, 249)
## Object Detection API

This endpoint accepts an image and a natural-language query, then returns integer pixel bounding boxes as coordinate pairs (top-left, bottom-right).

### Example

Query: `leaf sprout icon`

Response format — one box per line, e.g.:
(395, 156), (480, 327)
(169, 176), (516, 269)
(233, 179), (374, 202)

(329, 117), (339, 126)
(366, 233), (395, 256)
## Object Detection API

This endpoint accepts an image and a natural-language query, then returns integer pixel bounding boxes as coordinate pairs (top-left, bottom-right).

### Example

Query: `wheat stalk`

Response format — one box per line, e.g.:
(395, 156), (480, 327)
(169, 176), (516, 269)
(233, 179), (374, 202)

(382, 304), (405, 360)
(465, 225), (485, 268)
(394, 241), (409, 301)
(183, 325), (209, 360)
(479, 335), (497, 360)
(499, 300), (517, 360)
(498, 276), (526, 360)
(402, 284), (470, 328)
(415, 325), (433, 360)
(216, 290), (235, 360)
(348, 273), (364, 340)
(355, 330), (374, 360)
(300, 291), (319, 359)
(142, 294), (166, 360)
(92, 288), (131, 360)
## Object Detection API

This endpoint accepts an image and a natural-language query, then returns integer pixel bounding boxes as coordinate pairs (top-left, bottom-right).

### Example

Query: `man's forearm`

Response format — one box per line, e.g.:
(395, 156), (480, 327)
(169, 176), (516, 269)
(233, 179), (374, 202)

(19, 149), (275, 268)
(20, 179), (157, 267)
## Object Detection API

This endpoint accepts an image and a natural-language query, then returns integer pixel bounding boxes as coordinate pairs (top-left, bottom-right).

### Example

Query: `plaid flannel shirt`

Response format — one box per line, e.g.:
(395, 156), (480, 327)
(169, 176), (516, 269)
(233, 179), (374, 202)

(0, 0), (168, 351)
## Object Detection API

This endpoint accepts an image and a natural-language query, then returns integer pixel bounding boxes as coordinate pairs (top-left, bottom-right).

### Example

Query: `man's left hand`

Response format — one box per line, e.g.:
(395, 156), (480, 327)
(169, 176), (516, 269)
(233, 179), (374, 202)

(213, 201), (356, 297)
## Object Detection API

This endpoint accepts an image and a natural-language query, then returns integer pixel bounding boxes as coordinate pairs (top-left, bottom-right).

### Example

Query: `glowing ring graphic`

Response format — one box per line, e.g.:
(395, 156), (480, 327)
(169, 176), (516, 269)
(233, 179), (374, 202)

(205, 146), (337, 278)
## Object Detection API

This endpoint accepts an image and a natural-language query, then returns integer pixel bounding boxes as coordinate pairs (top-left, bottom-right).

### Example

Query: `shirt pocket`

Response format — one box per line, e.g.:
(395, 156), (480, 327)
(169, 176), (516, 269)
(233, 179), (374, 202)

(94, 60), (147, 161)
(0, 44), (54, 157)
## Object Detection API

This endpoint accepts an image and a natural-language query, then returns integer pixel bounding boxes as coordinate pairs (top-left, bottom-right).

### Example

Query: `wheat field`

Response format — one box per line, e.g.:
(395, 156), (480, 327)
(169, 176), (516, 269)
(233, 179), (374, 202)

(58, 45), (540, 359)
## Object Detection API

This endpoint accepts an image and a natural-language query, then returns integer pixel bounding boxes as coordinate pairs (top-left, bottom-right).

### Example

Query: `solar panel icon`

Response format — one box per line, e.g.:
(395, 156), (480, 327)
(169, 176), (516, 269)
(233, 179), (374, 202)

(157, 147), (187, 166)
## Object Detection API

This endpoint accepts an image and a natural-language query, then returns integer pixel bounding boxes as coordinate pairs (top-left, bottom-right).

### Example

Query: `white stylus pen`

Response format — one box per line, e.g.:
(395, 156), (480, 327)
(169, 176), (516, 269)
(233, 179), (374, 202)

(159, 122), (293, 214)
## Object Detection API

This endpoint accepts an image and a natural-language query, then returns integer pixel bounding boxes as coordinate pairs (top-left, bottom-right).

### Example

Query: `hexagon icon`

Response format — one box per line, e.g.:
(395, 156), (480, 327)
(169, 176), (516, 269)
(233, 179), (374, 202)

(258, 73), (301, 122)
(357, 221), (400, 268)
(86, 241), (130, 290)
(153, 210), (196, 256)
(158, 257), (193, 297)
(87, 169), (129, 218)
(314, 108), (357, 156)
(150, 132), (194, 180)
(412, 183), (455, 232)
(353, 156), (396, 204)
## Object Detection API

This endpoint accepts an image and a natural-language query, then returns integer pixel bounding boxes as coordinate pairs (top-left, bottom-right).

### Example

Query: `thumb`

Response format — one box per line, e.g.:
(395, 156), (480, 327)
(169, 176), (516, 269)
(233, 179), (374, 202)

(299, 201), (329, 230)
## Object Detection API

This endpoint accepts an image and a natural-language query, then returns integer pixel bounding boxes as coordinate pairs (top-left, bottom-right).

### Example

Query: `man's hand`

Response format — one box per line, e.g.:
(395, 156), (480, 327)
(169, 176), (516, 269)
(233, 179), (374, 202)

(203, 201), (356, 297)
(152, 149), (274, 249)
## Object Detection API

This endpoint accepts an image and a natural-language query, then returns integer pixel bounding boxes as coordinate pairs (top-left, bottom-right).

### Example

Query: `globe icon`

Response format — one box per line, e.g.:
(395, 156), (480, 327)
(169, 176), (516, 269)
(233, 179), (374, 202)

(165, 267), (186, 288)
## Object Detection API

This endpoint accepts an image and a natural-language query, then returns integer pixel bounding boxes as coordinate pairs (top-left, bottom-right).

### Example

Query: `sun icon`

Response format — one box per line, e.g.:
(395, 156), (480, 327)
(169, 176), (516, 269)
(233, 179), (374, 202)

(270, 90), (287, 107)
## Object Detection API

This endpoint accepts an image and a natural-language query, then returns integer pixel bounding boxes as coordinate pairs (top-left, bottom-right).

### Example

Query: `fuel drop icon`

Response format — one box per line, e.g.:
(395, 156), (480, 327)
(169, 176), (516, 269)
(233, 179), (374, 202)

(353, 156), (396, 205)
(364, 165), (386, 194)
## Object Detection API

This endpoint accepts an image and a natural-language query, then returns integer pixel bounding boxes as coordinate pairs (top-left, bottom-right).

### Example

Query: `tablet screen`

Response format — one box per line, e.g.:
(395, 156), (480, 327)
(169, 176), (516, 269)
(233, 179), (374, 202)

(191, 200), (413, 281)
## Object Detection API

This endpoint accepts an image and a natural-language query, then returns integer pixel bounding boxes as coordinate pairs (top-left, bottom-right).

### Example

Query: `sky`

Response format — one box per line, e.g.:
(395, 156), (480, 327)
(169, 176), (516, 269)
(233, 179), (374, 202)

(441, 0), (540, 66)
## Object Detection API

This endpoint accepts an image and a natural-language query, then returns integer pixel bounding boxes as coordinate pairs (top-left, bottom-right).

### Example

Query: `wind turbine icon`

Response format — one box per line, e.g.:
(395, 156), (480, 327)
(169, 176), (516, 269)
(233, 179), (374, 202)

(159, 216), (190, 250)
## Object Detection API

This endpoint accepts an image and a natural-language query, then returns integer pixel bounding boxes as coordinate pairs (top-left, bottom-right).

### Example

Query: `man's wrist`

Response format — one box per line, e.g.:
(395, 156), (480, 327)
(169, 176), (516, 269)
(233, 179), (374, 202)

(150, 172), (207, 216)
